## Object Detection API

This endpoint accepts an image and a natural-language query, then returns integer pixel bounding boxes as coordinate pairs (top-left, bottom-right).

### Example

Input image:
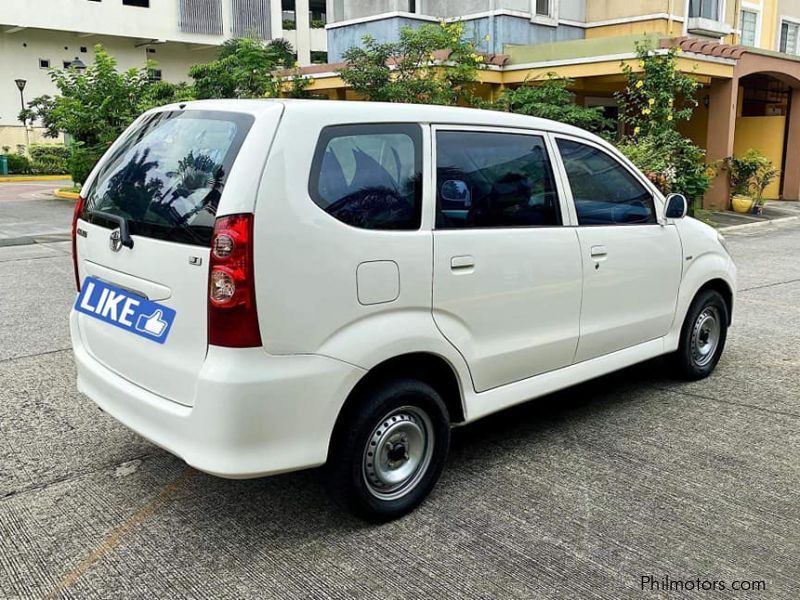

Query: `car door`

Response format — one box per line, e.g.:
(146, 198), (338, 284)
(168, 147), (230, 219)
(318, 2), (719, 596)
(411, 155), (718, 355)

(431, 126), (583, 393)
(553, 135), (683, 363)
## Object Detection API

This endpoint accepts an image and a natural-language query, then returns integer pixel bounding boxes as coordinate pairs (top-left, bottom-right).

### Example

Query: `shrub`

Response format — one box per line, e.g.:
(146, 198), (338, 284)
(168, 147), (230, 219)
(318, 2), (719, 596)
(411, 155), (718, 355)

(497, 74), (613, 136)
(29, 144), (70, 174)
(338, 22), (486, 106)
(69, 143), (105, 185)
(6, 154), (32, 174)
(615, 41), (711, 205)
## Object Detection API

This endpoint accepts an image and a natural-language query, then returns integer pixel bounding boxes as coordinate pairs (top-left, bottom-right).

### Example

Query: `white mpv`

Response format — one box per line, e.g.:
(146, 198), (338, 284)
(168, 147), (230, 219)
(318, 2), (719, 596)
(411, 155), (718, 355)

(71, 100), (736, 520)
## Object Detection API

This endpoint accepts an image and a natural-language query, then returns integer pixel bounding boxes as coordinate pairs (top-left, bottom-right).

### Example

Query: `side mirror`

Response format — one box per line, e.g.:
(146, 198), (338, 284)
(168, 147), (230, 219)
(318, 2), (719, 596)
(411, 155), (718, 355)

(441, 180), (471, 207)
(665, 193), (688, 219)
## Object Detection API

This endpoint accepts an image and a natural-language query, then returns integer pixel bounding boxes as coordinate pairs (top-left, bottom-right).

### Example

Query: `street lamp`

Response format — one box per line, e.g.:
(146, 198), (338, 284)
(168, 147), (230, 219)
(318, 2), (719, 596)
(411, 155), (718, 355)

(68, 57), (87, 71)
(14, 79), (30, 151)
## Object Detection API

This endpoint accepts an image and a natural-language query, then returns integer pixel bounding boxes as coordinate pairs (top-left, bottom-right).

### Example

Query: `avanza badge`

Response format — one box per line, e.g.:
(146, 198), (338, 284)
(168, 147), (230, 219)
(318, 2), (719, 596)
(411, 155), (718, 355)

(74, 277), (176, 344)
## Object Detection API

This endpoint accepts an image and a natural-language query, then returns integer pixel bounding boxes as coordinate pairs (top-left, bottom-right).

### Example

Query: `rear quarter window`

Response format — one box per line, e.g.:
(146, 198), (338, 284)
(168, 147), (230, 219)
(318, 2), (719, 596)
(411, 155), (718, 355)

(308, 124), (422, 230)
(83, 110), (254, 246)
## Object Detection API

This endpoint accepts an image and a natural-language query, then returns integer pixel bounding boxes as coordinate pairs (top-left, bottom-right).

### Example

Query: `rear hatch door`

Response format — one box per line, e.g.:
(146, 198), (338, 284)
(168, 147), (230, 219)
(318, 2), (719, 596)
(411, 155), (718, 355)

(74, 106), (269, 406)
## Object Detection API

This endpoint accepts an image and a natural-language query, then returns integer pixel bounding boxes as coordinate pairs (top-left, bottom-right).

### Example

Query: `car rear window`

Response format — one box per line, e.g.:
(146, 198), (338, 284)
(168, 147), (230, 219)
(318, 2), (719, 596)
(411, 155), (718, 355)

(82, 110), (254, 246)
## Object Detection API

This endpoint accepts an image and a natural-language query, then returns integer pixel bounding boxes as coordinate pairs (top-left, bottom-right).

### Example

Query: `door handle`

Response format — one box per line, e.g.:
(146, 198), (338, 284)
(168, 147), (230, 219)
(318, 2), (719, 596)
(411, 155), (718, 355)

(450, 255), (475, 270)
(590, 245), (608, 260)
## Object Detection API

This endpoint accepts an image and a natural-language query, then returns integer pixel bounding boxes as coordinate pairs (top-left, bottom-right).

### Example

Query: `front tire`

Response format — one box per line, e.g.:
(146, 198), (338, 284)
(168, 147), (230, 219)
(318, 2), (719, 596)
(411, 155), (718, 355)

(325, 379), (450, 522)
(672, 289), (729, 380)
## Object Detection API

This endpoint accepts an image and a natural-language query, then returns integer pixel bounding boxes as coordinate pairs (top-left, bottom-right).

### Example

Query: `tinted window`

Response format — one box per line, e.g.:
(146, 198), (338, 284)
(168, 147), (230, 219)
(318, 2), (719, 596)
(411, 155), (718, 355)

(309, 124), (422, 230)
(83, 110), (254, 246)
(436, 131), (560, 229)
(557, 139), (656, 225)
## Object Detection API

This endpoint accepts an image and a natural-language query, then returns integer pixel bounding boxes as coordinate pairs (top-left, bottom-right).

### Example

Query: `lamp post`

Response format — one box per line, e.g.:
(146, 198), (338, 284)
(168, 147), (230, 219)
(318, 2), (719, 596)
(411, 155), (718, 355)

(14, 78), (30, 152)
(68, 57), (87, 71)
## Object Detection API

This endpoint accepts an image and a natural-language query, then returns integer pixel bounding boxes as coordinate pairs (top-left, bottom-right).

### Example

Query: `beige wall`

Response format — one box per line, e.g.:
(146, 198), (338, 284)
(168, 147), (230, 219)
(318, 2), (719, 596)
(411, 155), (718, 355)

(587, 0), (671, 22)
(0, 126), (63, 155)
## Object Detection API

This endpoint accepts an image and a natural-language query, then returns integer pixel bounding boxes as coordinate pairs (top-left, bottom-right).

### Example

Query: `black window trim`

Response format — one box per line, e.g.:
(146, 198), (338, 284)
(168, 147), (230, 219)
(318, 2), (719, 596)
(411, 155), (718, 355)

(551, 132), (664, 227)
(432, 125), (567, 231)
(307, 122), (424, 232)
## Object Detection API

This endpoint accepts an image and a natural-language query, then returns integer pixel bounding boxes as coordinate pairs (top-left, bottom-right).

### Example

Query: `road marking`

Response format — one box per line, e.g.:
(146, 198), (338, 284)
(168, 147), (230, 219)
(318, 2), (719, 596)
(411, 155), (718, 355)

(45, 467), (195, 599)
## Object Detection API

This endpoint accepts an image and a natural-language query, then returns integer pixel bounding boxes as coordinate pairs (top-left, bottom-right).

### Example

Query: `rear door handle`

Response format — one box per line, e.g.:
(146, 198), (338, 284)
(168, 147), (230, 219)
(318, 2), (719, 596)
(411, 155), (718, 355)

(590, 245), (608, 260)
(450, 255), (475, 270)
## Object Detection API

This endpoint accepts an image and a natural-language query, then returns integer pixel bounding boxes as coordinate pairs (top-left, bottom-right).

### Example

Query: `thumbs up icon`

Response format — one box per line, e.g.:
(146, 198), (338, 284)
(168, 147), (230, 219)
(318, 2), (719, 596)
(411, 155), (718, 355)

(136, 310), (168, 338)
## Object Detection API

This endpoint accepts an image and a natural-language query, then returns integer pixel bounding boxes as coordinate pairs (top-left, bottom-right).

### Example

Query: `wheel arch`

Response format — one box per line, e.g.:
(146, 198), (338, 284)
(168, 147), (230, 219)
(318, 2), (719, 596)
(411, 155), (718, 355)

(696, 277), (734, 325)
(328, 352), (466, 460)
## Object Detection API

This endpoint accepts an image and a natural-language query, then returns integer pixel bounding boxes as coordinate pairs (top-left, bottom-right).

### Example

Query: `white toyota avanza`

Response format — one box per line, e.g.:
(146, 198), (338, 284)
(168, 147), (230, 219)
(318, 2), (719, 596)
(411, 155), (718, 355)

(70, 100), (736, 521)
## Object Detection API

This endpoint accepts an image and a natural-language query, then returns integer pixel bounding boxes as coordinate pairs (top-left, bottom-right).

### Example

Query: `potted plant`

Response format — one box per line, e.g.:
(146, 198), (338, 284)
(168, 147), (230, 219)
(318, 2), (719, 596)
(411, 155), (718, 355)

(750, 160), (779, 216)
(727, 150), (761, 213)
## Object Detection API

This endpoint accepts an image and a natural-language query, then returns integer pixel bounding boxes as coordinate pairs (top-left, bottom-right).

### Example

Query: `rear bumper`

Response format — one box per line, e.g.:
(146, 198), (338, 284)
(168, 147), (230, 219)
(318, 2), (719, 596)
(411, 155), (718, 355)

(71, 310), (365, 478)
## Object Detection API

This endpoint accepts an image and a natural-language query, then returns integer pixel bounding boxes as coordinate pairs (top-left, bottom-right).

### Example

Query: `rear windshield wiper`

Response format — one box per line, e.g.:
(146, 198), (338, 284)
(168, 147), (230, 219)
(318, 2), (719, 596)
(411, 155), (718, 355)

(93, 211), (134, 249)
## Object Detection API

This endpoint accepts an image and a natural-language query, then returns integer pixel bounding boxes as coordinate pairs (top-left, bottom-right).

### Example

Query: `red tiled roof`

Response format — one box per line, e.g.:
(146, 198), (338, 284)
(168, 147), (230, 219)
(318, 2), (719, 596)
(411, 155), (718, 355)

(662, 37), (748, 60)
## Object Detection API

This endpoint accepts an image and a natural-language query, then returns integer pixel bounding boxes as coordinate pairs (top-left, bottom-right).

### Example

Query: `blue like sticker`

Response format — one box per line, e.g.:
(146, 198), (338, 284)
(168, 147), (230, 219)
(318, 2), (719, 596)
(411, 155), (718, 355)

(75, 276), (176, 344)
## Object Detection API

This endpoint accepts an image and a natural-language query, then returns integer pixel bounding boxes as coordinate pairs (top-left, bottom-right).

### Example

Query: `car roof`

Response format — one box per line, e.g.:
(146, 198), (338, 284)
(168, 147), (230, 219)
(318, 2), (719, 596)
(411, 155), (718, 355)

(151, 98), (599, 141)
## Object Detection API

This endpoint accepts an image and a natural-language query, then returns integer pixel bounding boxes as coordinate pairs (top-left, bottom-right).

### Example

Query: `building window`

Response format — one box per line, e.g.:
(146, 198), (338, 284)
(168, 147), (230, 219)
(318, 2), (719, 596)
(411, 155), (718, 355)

(122, 0), (150, 7)
(535, 0), (551, 17)
(231, 0), (271, 39)
(780, 21), (800, 55)
(688, 0), (720, 20)
(62, 60), (72, 68)
(179, 0), (223, 34)
(39, 59), (50, 69)
(148, 68), (162, 82)
(740, 9), (758, 46)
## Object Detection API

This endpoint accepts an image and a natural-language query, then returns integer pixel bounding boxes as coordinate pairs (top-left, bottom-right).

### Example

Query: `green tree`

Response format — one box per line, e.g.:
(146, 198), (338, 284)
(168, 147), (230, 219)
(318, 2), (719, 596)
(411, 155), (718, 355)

(615, 41), (699, 137)
(338, 22), (486, 106)
(614, 42), (711, 204)
(190, 37), (302, 99)
(20, 45), (182, 183)
(21, 45), (154, 147)
(497, 74), (612, 135)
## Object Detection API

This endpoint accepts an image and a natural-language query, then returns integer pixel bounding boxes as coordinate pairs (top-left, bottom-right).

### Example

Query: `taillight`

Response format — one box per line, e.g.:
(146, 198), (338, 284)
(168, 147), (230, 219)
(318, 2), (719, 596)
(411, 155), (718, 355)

(71, 196), (86, 292)
(208, 214), (262, 347)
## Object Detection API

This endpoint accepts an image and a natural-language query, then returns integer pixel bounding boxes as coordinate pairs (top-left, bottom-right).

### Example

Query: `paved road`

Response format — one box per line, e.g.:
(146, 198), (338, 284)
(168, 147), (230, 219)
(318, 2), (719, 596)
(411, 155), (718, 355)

(0, 191), (797, 598)
(0, 180), (74, 242)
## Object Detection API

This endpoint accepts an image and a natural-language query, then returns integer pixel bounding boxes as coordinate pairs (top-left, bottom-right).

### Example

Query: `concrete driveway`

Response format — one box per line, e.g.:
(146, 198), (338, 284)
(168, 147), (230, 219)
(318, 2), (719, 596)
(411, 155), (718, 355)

(0, 192), (797, 598)
(0, 180), (73, 243)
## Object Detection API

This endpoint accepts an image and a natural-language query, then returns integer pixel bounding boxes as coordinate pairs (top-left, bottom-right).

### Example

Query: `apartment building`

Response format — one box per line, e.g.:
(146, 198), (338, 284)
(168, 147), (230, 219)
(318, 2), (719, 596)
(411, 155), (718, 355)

(308, 0), (800, 206)
(0, 0), (326, 150)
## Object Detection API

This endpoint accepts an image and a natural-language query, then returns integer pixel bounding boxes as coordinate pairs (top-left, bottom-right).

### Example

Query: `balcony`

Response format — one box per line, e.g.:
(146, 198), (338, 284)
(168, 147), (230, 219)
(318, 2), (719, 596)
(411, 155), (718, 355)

(687, 16), (732, 38)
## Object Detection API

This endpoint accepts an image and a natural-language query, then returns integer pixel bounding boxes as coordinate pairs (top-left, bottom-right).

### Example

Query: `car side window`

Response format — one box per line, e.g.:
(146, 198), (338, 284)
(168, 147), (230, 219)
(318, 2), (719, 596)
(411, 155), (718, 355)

(557, 138), (656, 226)
(309, 124), (422, 230)
(435, 130), (561, 229)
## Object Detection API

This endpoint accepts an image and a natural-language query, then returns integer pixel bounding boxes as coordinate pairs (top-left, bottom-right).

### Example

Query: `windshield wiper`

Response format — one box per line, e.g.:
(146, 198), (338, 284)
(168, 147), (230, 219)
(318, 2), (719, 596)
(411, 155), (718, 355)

(93, 211), (134, 249)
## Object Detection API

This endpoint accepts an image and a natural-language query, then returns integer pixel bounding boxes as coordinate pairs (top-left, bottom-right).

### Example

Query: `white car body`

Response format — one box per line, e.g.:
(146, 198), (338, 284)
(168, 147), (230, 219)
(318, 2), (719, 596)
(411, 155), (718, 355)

(70, 99), (736, 479)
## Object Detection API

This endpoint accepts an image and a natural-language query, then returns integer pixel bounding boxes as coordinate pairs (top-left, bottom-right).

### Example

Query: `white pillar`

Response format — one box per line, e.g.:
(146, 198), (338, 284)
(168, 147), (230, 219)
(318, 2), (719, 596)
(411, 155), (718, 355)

(270, 0), (283, 41)
(295, 0), (312, 66)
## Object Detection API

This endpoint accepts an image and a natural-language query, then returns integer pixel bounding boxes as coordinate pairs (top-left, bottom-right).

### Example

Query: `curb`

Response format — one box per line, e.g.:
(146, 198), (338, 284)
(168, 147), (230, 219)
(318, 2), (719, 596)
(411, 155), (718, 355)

(0, 175), (71, 183)
(53, 189), (80, 200)
(718, 214), (800, 232)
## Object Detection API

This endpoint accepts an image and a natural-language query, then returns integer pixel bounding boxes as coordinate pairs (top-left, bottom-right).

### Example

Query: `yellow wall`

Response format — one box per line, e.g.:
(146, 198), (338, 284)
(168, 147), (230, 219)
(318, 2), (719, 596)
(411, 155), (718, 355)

(733, 116), (785, 199)
(587, 0), (670, 21)
(586, 20), (675, 39)
(680, 102), (709, 149)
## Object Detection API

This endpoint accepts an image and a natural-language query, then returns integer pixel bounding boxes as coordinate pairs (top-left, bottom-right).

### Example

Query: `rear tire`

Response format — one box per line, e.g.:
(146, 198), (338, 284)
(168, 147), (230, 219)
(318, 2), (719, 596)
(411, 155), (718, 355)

(325, 378), (450, 522)
(672, 289), (728, 380)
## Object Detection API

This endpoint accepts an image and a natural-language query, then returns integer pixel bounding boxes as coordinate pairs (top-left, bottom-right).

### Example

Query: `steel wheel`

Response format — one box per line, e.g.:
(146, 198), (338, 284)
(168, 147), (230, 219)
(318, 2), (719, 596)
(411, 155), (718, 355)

(362, 406), (435, 501)
(690, 305), (721, 367)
